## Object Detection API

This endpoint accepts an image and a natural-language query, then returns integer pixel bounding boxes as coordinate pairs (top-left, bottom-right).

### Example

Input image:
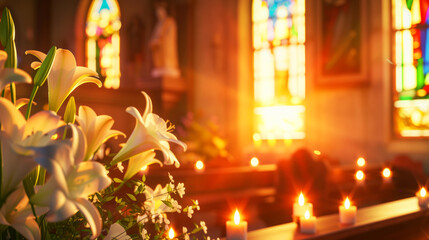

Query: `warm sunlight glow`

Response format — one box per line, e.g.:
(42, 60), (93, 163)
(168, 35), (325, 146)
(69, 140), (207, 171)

(355, 170), (365, 181)
(420, 187), (427, 197)
(195, 160), (204, 170)
(304, 209), (310, 219)
(253, 0), (306, 140)
(86, 0), (121, 89)
(298, 192), (304, 206)
(234, 209), (241, 225)
(254, 105), (305, 140)
(357, 157), (365, 167)
(250, 157), (259, 167)
(168, 227), (175, 239)
(382, 168), (391, 178)
(344, 197), (351, 209)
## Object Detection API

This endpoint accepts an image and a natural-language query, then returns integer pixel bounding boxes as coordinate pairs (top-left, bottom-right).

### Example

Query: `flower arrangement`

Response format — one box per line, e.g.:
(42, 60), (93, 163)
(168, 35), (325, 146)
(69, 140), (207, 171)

(0, 8), (209, 240)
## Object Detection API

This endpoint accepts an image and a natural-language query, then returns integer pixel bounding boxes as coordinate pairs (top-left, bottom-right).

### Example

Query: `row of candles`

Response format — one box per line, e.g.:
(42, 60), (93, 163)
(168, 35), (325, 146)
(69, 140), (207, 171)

(224, 186), (429, 239)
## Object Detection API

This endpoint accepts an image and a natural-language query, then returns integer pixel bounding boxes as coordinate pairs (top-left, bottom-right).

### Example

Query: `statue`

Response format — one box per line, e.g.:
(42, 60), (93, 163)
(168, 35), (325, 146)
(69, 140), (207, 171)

(149, 2), (180, 78)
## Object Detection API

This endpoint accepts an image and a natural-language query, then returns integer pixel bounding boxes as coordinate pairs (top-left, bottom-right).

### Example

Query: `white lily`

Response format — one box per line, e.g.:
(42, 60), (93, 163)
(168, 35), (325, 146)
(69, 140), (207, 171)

(0, 50), (31, 92)
(76, 105), (125, 161)
(104, 223), (131, 240)
(0, 98), (63, 198)
(0, 187), (48, 240)
(112, 92), (186, 167)
(25, 49), (101, 112)
(31, 125), (111, 240)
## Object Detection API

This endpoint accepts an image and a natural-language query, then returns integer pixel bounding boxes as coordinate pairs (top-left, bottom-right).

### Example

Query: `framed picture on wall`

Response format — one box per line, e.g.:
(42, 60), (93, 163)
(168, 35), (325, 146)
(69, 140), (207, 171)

(316, 0), (368, 86)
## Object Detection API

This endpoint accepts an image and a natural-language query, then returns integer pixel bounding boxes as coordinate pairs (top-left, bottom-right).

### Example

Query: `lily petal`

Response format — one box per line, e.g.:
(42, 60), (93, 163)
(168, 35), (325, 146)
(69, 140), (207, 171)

(124, 150), (161, 180)
(75, 198), (102, 240)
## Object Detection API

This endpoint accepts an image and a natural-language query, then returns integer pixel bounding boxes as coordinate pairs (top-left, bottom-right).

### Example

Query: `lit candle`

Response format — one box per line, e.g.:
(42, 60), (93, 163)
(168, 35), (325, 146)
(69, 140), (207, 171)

(357, 157), (366, 168)
(250, 157), (259, 167)
(195, 160), (204, 172)
(339, 197), (357, 225)
(417, 187), (429, 208)
(293, 192), (313, 222)
(300, 210), (316, 234)
(168, 227), (175, 239)
(382, 167), (392, 184)
(355, 170), (365, 185)
(226, 209), (247, 240)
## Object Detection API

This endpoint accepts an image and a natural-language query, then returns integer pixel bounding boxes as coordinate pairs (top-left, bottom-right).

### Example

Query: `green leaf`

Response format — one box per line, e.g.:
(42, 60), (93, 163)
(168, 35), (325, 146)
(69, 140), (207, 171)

(64, 96), (76, 124)
(113, 178), (122, 183)
(406, 0), (413, 10)
(161, 200), (173, 208)
(104, 196), (114, 202)
(0, 8), (15, 47)
(127, 193), (137, 201)
(33, 46), (56, 87)
(191, 227), (202, 234)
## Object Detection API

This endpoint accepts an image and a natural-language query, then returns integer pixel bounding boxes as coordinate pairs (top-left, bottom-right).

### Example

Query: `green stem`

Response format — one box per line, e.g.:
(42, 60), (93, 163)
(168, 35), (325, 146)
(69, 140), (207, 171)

(25, 86), (39, 120)
(9, 83), (15, 104)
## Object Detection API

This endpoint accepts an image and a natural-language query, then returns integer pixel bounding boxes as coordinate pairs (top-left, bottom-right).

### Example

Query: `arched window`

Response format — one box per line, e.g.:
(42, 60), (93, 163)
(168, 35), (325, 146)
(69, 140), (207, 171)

(86, 0), (121, 89)
(392, 0), (429, 137)
(252, 0), (305, 141)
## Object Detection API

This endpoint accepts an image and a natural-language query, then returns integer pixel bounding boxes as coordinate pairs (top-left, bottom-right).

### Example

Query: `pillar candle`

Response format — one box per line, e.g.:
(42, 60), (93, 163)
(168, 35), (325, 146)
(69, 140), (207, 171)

(339, 197), (357, 225)
(417, 187), (429, 208)
(293, 192), (313, 222)
(226, 209), (247, 240)
(300, 210), (316, 234)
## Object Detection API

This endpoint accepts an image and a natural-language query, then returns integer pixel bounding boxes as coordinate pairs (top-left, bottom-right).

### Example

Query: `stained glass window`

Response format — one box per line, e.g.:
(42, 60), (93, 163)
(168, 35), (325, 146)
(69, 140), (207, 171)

(252, 0), (305, 141)
(392, 0), (429, 137)
(86, 0), (121, 89)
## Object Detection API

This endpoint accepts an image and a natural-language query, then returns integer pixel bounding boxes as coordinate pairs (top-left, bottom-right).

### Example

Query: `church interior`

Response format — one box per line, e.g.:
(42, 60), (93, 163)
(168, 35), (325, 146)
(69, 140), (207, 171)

(3, 0), (429, 239)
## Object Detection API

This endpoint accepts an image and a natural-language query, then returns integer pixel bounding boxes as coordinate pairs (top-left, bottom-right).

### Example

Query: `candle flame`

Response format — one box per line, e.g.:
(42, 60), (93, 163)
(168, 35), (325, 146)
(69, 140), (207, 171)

(168, 227), (175, 239)
(234, 209), (241, 225)
(195, 160), (204, 170)
(355, 170), (365, 181)
(51, 133), (58, 140)
(313, 150), (321, 156)
(298, 192), (304, 206)
(304, 209), (310, 219)
(382, 168), (391, 178)
(250, 157), (259, 167)
(420, 187), (427, 197)
(357, 157), (365, 167)
(344, 197), (351, 209)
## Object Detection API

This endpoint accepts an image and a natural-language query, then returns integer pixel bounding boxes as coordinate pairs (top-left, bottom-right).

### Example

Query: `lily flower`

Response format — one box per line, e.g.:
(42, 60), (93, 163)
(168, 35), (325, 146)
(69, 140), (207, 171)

(76, 105), (125, 161)
(31, 125), (112, 240)
(112, 92), (186, 167)
(0, 187), (48, 240)
(0, 50), (31, 92)
(123, 150), (161, 181)
(0, 98), (63, 198)
(104, 223), (131, 240)
(25, 48), (101, 112)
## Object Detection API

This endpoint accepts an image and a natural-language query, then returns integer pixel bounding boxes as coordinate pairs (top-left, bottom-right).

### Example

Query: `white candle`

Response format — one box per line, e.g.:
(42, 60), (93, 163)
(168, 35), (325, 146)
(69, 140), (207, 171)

(300, 210), (316, 234)
(293, 192), (313, 222)
(417, 187), (429, 208)
(226, 209), (247, 240)
(339, 197), (357, 225)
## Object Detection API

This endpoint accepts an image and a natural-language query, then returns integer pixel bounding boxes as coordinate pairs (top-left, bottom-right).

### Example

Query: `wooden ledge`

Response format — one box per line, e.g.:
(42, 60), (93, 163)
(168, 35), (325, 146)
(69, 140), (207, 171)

(247, 197), (429, 240)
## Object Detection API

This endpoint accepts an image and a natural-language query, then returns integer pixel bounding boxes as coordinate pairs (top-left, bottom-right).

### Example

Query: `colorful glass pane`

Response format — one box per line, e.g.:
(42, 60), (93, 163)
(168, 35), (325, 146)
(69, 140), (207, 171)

(252, 0), (305, 140)
(86, 0), (121, 89)
(392, 0), (429, 137)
